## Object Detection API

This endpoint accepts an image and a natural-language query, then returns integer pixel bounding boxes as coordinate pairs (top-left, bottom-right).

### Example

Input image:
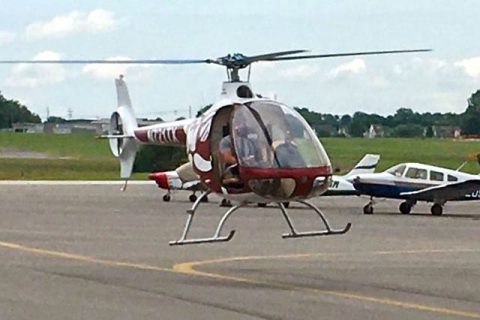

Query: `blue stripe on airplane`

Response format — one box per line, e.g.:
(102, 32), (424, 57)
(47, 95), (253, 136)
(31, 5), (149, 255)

(353, 182), (420, 199)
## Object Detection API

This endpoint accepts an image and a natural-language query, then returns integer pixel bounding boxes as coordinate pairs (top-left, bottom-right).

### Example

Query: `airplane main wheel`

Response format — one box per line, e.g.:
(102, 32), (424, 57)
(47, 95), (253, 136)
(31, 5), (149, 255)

(363, 204), (373, 215)
(163, 194), (171, 202)
(283, 202), (290, 208)
(220, 199), (232, 207)
(201, 196), (209, 203)
(431, 204), (443, 216)
(189, 194), (197, 202)
(399, 202), (412, 215)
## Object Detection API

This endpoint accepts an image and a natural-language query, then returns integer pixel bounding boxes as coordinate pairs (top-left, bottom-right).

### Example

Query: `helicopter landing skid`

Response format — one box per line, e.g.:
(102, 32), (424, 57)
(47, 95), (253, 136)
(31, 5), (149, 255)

(170, 194), (351, 246)
(169, 191), (242, 246)
(279, 200), (351, 238)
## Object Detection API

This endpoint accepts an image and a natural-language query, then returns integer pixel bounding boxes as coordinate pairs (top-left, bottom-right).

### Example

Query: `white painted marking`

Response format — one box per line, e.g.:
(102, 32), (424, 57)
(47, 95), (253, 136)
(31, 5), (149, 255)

(0, 180), (154, 185)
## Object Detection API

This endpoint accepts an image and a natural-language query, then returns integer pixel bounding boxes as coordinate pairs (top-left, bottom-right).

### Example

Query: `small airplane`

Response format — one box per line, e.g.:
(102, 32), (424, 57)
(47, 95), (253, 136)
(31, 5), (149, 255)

(149, 163), (208, 203)
(0, 49), (429, 245)
(351, 162), (480, 215)
(150, 154), (380, 201)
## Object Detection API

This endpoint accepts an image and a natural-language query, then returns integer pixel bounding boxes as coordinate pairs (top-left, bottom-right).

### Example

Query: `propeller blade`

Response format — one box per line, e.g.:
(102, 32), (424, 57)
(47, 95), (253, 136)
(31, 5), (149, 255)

(261, 49), (432, 62)
(0, 59), (209, 64)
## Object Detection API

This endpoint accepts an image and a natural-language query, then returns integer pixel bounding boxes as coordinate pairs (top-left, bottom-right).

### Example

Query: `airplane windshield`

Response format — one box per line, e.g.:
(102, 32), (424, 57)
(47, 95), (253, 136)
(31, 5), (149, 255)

(231, 102), (330, 168)
(386, 164), (406, 177)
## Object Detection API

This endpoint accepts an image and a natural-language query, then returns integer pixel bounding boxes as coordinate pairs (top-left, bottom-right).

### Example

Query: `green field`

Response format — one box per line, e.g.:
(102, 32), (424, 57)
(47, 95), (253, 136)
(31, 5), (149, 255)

(322, 137), (480, 174)
(0, 133), (146, 180)
(0, 133), (479, 179)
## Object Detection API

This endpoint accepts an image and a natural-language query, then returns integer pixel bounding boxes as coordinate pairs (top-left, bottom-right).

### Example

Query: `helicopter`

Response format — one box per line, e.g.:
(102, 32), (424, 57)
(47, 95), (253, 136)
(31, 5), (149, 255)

(0, 49), (430, 245)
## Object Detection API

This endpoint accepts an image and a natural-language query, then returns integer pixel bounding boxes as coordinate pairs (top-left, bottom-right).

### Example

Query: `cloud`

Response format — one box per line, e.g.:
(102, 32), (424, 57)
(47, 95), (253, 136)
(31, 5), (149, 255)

(4, 51), (67, 88)
(279, 63), (319, 80)
(25, 9), (116, 40)
(0, 31), (16, 44)
(329, 58), (366, 77)
(82, 56), (151, 80)
(454, 57), (480, 79)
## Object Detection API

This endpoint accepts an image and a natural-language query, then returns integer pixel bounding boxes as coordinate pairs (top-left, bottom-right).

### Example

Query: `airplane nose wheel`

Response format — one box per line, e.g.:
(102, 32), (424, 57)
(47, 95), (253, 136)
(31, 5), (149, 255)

(220, 198), (232, 207)
(163, 194), (171, 202)
(363, 197), (374, 214)
(189, 194), (197, 202)
(431, 204), (443, 216)
(363, 204), (373, 214)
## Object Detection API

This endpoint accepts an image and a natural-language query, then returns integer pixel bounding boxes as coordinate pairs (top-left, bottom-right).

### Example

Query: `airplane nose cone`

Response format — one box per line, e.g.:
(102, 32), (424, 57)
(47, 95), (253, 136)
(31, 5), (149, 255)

(149, 172), (169, 190)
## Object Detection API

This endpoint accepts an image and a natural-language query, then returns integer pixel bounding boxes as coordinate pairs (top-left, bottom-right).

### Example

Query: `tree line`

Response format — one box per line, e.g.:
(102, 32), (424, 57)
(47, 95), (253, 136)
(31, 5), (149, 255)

(295, 90), (480, 137)
(0, 92), (41, 128)
(2, 87), (480, 172)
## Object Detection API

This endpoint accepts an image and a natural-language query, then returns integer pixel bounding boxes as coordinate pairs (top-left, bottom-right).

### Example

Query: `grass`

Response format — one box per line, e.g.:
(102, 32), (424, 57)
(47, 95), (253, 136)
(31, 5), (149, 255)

(0, 133), (148, 180)
(322, 137), (480, 174)
(0, 132), (112, 160)
(0, 133), (479, 179)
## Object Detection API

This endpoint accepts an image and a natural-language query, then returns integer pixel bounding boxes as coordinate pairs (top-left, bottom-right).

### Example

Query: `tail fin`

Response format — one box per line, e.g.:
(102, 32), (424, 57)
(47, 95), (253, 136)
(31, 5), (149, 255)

(107, 76), (138, 179)
(344, 154), (380, 177)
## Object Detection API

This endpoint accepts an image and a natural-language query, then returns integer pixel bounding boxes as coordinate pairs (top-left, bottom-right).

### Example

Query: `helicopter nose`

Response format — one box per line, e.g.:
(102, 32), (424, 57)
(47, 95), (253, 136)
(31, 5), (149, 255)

(149, 172), (170, 190)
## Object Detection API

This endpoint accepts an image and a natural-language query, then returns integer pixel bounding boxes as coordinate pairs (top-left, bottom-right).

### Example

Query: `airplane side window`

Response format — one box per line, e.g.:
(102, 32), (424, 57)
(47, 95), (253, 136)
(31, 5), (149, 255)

(448, 175), (458, 182)
(430, 171), (444, 181)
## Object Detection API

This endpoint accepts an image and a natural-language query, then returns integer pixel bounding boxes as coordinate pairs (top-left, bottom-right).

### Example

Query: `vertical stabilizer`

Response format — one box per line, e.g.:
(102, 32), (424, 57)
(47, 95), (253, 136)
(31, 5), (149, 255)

(108, 76), (139, 180)
(344, 154), (380, 177)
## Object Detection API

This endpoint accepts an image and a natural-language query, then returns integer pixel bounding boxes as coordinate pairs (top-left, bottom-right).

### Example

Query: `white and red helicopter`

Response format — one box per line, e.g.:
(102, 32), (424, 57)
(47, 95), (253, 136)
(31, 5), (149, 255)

(0, 49), (429, 245)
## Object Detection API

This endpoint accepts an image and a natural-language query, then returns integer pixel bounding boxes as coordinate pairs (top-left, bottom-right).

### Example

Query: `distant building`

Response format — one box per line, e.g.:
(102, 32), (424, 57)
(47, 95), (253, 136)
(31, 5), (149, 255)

(90, 118), (111, 134)
(430, 125), (461, 139)
(337, 126), (350, 137)
(12, 122), (44, 133)
(312, 124), (337, 137)
(365, 124), (385, 138)
(12, 118), (165, 135)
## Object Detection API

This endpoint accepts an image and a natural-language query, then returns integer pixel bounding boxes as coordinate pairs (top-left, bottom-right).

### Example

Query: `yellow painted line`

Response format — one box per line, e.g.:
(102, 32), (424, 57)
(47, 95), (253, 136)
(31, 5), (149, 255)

(174, 248), (480, 319)
(1, 240), (479, 318)
(0, 241), (171, 273)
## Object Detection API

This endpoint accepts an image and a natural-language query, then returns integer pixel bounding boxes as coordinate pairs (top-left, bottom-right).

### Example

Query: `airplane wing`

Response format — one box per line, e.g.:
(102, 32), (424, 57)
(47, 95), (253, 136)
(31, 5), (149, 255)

(400, 179), (480, 202)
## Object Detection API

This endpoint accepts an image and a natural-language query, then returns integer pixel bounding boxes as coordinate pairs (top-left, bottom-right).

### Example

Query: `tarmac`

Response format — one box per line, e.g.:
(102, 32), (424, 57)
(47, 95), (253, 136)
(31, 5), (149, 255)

(0, 183), (479, 319)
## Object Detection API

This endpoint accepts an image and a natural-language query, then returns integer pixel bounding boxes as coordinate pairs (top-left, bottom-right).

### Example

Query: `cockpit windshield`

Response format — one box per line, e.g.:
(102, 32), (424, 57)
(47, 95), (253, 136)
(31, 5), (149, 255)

(230, 102), (330, 169)
(386, 164), (406, 177)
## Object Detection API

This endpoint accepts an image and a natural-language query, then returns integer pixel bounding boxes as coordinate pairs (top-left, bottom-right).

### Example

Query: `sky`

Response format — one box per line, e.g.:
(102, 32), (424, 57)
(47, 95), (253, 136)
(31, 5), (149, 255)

(0, 0), (479, 121)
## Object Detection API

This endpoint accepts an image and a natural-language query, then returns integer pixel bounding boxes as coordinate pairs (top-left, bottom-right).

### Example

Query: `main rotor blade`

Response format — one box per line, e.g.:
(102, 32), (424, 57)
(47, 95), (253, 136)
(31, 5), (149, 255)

(245, 50), (309, 62)
(261, 49), (432, 62)
(0, 59), (209, 64)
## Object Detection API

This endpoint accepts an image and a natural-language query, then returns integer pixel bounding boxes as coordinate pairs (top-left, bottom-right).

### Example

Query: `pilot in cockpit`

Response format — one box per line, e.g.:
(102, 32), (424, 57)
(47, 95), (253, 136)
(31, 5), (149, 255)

(219, 122), (257, 185)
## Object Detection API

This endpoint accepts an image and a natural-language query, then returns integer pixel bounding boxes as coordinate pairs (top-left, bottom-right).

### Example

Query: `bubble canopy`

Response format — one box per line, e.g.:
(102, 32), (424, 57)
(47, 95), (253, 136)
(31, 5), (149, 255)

(231, 101), (331, 169)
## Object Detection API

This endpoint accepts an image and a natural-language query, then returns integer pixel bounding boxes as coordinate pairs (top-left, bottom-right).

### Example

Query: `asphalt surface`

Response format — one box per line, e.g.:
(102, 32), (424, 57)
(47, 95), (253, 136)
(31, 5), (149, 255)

(0, 183), (479, 320)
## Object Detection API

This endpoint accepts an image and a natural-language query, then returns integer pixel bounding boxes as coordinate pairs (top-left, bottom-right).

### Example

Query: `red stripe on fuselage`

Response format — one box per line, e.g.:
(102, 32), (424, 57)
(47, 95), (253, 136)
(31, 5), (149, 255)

(134, 129), (149, 143)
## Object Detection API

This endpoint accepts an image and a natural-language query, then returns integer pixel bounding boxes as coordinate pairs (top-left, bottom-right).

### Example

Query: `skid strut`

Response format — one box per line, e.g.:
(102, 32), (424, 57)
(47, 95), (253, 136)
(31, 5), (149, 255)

(170, 195), (351, 245)
(170, 191), (244, 246)
(279, 200), (351, 238)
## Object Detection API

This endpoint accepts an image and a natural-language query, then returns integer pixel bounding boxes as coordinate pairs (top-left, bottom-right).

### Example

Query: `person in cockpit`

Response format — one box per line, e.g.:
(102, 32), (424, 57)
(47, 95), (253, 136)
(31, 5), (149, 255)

(219, 123), (257, 185)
